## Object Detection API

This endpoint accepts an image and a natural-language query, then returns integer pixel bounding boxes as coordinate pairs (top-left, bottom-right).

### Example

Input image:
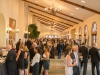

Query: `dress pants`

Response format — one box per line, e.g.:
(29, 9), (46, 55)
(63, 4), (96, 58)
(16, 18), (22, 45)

(92, 62), (100, 75)
(39, 60), (43, 75)
(7, 69), (17, 75)
(58, 51), (62, 59)
(73, 67), (80, 75)
(81, 61), (87, 75)
(32, 63), (39, 75)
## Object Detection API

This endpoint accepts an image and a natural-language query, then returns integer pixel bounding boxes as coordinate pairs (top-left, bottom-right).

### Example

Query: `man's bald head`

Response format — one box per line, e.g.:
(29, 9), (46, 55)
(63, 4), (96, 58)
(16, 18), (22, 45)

(32, 42), (37, 48)
(93, 43), (97, 47)
(6, 45), (12, 51)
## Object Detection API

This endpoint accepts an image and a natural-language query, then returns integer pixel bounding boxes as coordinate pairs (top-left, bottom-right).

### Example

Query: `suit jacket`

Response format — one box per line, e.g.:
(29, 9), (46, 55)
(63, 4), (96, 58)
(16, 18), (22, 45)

(57, 43), (63, 52)
(70, 52), (81, 73)
(29, 47), (35, 62)
(16, 41), (20, 52)
(79, 46), (89, 62)
(6, 49), (17, 71)
(89, 47), (100, 62)
(27, 40), (32, 50)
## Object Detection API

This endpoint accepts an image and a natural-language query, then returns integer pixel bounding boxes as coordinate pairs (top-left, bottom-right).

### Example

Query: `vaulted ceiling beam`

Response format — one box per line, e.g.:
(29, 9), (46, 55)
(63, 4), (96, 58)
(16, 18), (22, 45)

(33, 15), (68, 28)
(29, 6), (78, 24)
(60, 0), (100, 14)
(38, 20), (67, 30)
(30, 11), (73, 27)
(40, 22), (63, 32)
(38, 19), (68, 29)
(22, 0), (83, 22)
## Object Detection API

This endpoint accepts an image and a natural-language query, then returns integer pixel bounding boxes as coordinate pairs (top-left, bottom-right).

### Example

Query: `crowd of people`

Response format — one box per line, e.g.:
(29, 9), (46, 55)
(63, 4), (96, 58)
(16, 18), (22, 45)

(2, 38), (100, 75)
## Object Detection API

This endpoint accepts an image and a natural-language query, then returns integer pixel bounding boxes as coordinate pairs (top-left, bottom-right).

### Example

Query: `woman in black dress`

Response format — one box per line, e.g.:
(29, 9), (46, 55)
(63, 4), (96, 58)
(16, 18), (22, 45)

(23, 46), (29, 75)
(16, 44), (24, 75)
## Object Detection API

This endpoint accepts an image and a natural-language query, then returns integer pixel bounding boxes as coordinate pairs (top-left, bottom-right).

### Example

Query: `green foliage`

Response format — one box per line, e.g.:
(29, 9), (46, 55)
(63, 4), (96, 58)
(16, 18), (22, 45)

(28, 24), (40, 38)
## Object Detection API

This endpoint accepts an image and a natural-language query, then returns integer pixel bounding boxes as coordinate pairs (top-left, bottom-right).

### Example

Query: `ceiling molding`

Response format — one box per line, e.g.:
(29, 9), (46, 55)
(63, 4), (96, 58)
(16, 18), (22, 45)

(38, 20), (67, 30)
(33, 15), (68, 28)
(22, 0), (83, 22)
(29, 6), (78, 24)
(60, 0), (100, 14)
(40, 22), (63, 32)
(37, 19), (68, 29)
(40, 21), (65, 30)
(30, 11), (73, 27)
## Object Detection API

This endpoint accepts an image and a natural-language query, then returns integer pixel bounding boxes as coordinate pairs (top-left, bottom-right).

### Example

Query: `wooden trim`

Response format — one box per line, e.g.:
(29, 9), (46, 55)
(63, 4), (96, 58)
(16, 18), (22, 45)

(33, 15), (68, 28)
(40, 22), (63, 32)
(84, 34), (86, 36)
(39, 21), (66, 30)
(37, 19), (68, 29)
(60, 0), (100, 14)
(31, 11), (73, 27)
(22, 0), (83, 22)
(29, 6), (78, 24)
(38, 19), (68, 29)
(58, 12), (83, 22)
(91, 31), (97, 35)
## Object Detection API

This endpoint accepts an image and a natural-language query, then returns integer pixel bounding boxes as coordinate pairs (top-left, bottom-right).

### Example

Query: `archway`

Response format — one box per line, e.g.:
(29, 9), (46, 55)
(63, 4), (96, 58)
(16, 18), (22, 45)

(0, 13), (6, 47)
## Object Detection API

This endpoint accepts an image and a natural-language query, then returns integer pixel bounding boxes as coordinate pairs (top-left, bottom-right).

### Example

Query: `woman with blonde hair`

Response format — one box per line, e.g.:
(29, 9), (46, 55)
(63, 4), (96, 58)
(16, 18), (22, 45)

(23, 46), (29, 75)
(16, 44), (24, 75)
(41, 45), (50, 75)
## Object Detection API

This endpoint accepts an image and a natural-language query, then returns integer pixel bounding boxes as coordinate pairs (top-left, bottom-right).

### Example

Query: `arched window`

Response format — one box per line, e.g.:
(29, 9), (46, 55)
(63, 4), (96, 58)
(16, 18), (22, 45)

(92, 22), (97, 45)
(79, 27), (82, 44)
(84, 25), (88, 44)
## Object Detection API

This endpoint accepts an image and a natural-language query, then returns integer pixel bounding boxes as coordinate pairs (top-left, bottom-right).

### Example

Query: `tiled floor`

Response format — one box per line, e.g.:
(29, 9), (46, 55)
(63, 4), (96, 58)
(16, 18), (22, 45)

(29, 56), (97, 75)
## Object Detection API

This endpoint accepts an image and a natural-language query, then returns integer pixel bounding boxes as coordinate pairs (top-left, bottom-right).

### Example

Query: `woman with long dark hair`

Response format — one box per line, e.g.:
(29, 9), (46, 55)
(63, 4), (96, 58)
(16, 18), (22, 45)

(64, 46), (77, 75)
(31, 47), (40, 75)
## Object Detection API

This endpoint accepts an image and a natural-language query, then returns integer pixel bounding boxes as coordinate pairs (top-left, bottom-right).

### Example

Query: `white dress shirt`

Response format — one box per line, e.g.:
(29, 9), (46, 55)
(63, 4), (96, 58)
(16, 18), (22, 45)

(31, 53), (40, 66)
(74, 52), (79, 66)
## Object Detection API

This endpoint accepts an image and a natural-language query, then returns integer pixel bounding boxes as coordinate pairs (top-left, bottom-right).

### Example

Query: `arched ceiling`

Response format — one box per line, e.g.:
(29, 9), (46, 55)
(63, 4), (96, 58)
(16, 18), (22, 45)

(22, 0), (100, 32)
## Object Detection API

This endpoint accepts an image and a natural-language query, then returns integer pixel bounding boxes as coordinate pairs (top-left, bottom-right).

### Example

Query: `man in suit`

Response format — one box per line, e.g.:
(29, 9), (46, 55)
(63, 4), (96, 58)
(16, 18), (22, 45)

(6, 45), (17, 75)
(89, 43), (100, 75)
(79, 42), (89, 75)
(70, 44), (81, 75)
(26, 38), (32, 50)
(29, 42), (37, 73)
(16, 39), (21, 52)
(57, 41), (63, 59)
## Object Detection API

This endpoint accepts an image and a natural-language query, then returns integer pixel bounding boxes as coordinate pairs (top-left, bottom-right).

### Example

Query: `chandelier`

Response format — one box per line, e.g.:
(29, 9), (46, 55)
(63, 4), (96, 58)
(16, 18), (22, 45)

(45, 3), (61, 15)
(48, 21), (57, 27)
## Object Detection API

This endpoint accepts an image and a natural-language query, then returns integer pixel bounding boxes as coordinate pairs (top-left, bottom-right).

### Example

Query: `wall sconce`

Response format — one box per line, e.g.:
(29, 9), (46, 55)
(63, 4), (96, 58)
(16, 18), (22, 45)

(7, 27), (12, 33)
(15, 27), (19, 33)
(68, 34), (70, 35)
(7, 26), (19, 33)
(75, 33), (78, 35)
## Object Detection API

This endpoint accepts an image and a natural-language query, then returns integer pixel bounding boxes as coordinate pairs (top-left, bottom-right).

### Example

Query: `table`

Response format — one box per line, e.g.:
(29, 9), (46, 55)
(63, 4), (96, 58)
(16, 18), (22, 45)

(0, 62), (7, 75)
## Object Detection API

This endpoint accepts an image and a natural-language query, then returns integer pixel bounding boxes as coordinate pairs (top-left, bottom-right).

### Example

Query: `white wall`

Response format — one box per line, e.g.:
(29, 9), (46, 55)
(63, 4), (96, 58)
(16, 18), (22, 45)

(39, 23), (62, 38)
(0, 0), (30, 46)
(64, 14), (100, 48)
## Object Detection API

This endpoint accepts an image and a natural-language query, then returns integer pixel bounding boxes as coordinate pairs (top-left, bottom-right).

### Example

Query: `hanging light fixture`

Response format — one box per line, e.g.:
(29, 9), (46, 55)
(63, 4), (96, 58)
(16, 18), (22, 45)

(45, 3), (61, 15)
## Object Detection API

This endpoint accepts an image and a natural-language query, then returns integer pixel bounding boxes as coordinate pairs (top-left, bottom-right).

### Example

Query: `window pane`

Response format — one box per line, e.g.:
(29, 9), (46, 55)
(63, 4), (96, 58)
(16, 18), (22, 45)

(92, 23), (97, 32)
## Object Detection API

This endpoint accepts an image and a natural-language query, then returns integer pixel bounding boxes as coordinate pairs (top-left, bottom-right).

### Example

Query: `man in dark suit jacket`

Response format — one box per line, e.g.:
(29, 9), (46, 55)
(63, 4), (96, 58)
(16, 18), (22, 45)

(6, 45), (17, 75)
(57, 41), (63, 59)
(79, 42), (89, 75)
(26, 38), (32, 50)
(70, 44), (81, 75)
(89, 43), (100, 75)
(29, 43), (37, 73)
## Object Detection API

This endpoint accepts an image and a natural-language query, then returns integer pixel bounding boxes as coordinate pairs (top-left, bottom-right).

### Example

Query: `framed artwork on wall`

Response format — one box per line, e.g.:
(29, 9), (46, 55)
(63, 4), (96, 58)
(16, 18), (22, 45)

(9, 18), (16, 41)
